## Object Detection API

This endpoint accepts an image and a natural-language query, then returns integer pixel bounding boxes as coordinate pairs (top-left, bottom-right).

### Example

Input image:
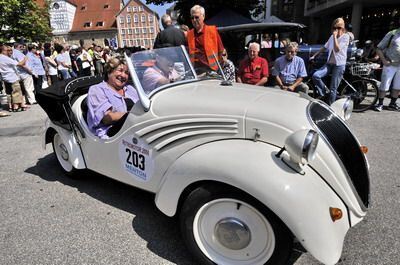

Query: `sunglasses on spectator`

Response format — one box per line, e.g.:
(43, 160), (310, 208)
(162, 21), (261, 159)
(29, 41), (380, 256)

(191, 15), (201, 20)
(222, 53), (227, 56)
(333, 26), (343, 30)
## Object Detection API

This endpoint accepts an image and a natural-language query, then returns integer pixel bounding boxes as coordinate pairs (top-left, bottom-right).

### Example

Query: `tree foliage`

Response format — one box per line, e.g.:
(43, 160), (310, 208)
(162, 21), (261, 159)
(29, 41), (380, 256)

(0, 0), (52, 43)
(146, 0), (265, 26)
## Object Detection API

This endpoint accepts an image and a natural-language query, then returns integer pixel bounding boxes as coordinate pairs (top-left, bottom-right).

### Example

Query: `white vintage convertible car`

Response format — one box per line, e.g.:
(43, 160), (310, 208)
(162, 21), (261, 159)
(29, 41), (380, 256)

(37, 46), (370, 265)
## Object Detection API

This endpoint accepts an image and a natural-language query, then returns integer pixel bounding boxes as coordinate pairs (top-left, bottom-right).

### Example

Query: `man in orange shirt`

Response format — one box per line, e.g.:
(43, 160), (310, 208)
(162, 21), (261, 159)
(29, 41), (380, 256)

(237, 42), (269, 86)
(187, 5), (225, 74)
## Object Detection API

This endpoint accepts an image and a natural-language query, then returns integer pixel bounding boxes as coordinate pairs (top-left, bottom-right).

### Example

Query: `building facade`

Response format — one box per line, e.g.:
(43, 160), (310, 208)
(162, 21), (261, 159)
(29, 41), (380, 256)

(67, 0), (122, 47)
(116, 0), (160, 49)
(49, 0), (77, 42)
(266, 0), (399, 44)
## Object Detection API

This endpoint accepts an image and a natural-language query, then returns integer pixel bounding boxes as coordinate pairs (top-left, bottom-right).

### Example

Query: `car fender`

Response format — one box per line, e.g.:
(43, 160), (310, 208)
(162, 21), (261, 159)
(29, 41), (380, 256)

(43, 120), (86, 170)
(155, 139), (349, 265)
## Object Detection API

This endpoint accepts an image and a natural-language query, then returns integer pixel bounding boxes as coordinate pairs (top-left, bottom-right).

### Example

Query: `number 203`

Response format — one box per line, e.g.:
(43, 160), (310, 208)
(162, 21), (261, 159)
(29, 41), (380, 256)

(126, 148), (145, 170)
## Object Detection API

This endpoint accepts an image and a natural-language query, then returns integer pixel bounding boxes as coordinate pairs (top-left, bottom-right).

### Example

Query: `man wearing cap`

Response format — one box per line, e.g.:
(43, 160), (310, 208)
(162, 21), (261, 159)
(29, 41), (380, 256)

(12, 42), (36, 104)
(187, 5), (225, 74)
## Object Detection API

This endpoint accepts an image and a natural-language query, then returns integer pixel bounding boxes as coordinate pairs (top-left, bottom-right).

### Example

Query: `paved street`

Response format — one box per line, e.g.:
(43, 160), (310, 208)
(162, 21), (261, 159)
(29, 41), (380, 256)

(0, 102), (399, 265)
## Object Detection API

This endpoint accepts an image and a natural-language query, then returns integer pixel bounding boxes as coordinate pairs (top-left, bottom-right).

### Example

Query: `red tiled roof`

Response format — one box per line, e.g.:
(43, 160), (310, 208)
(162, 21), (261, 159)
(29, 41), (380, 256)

(70, 0), (122, 32)
(33, 0), (46, 7)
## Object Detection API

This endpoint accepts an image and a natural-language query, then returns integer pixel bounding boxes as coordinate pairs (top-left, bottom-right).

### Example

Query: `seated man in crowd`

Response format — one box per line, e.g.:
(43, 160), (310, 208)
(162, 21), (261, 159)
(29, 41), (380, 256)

(237, 42), (269, 86)
(142, 54), (180, 93)
(272, 42), (309, 93)
(87, 57), (138, 139)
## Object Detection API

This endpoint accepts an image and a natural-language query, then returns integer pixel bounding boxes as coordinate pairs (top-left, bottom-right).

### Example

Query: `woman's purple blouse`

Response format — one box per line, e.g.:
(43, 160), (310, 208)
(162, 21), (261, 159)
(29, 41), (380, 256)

(87, 81), (139, 139)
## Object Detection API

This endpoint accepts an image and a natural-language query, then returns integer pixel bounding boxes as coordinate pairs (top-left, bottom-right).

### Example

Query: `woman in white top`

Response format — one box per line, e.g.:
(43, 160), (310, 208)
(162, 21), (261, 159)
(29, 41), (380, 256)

(310, 17), (350, 105)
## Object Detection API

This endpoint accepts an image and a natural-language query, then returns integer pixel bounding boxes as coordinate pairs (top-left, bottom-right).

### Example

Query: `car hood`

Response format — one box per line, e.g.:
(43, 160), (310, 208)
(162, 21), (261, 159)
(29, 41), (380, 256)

(151, 79), (311, 128)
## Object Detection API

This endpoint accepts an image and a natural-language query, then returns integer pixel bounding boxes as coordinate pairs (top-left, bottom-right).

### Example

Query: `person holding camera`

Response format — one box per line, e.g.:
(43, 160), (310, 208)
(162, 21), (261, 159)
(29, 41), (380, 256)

(310, 18), (350, 105)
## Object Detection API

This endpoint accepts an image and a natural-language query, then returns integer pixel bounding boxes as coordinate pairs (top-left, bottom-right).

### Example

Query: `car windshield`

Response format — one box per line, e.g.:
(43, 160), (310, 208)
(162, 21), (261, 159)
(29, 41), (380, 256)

(128, 46), (197, 96)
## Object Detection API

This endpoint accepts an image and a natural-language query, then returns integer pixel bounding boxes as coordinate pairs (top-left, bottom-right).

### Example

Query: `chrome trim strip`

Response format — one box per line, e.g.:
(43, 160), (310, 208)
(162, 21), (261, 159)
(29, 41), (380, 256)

(125, 52), (151, 111)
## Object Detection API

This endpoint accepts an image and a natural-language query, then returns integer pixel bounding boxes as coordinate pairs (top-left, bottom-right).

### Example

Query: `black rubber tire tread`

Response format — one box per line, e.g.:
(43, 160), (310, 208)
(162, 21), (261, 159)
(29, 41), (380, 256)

(179, 184), (293, 265)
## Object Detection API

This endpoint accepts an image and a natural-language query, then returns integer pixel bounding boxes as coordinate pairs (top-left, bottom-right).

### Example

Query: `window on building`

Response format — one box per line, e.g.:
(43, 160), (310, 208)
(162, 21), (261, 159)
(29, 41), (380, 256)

(121, 29), (125, 35)
(135, 39), (140, 46)
(141, 14), (146, 23)
(130, 39), (134, 46)
(123, 40), (127, 47)
(83, 22), (91, 27)
(149, 27), (154, 33)
(148, 15), (153, 22)
(127, 15), (131, 23)
(104, 4), (109, 9)
(120, 16), (124, 24)
(135, 28), (139, 34)
(96, 21), (104, 27)
(144, 39), (148, 46)
(81, 5), (87, 10)
(134, 14), (138, 23)
(133, 6), (138, 12)
(127, 6), (131, 12)
(142, 28), (147, 34)
(127, 29), (132, 34)
(138, 6), (143, 12)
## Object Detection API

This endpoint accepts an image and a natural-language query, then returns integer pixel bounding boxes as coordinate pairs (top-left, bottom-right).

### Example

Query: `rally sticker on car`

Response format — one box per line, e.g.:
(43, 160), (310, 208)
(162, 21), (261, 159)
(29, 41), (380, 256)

(119, 136), (154, 181)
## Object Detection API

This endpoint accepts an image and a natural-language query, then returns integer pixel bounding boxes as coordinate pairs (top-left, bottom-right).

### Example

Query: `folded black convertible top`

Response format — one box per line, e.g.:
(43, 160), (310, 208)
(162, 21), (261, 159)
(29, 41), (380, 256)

(36, 76), (103, 129)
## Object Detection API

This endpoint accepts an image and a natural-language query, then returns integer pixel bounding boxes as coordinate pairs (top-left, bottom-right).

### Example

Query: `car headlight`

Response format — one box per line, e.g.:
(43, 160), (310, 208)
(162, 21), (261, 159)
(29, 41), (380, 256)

(331, 97), (353, 120)
(284, 129), (319, 165)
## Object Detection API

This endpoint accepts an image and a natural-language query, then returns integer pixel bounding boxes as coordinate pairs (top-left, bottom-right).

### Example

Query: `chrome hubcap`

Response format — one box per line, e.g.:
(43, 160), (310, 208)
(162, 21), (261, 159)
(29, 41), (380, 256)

(215, 217), (251, 250)
(59, 143), (69, 161)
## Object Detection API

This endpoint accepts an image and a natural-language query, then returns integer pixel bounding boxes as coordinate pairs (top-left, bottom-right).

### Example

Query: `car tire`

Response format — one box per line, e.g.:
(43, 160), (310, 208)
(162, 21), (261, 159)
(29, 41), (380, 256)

(52, 132), (79, 177)
(179, 184), (293, 265)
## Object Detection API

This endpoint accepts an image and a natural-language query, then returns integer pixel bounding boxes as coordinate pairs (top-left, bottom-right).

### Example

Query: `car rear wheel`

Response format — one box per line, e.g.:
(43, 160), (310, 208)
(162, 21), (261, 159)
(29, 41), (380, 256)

(180, 185), (293, 265)
(52, 133), (78, 176)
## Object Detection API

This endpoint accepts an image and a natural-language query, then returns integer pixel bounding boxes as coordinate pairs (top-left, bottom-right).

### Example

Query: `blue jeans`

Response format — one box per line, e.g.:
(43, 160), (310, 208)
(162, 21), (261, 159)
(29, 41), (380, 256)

(59, 69), (71, 80)
(312, 64), (345, 105)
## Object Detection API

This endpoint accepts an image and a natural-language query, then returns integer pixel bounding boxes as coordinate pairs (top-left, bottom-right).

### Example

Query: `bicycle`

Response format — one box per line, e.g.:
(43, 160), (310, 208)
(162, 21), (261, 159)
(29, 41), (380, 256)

(306, 60), (379, 112)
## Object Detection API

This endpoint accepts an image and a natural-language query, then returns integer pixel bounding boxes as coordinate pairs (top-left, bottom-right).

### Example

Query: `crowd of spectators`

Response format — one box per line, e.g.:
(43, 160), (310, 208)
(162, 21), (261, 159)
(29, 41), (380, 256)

(1, 4), (399, 118)
(0, 41), (118, 117)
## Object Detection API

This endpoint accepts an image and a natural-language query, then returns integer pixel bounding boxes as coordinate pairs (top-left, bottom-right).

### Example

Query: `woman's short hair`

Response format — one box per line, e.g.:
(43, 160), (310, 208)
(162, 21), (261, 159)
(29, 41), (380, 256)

(104, 57), (126, 81)
(190, 5), (205, 16)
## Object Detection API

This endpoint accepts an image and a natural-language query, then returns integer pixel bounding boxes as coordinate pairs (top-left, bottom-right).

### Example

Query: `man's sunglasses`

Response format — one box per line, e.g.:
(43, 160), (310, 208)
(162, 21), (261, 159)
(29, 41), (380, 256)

(191, 15), (201, 20)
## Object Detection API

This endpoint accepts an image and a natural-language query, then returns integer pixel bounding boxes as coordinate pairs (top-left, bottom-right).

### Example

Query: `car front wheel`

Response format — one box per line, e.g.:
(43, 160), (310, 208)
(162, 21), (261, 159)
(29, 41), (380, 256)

(180, 185), (293, 265)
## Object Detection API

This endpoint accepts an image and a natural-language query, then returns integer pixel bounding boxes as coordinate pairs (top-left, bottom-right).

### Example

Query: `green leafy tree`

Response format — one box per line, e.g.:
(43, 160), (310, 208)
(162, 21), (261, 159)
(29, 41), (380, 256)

(146, 0), (265, 26)
(0, 0), (52, 43)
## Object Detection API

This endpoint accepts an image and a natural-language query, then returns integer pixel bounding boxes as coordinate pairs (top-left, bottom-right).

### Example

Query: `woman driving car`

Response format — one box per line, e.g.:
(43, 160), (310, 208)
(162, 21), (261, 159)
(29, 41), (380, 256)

(87, 57), (139, 139)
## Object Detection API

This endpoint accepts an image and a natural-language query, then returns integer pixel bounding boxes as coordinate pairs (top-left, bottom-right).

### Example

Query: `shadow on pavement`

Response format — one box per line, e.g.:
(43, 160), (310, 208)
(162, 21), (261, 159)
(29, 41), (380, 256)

(25, 153), (198, 265)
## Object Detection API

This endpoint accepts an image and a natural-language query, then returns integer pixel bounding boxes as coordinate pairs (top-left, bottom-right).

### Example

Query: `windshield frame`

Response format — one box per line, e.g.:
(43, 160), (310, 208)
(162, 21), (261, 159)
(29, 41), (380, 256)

(125, 45), (198, 112)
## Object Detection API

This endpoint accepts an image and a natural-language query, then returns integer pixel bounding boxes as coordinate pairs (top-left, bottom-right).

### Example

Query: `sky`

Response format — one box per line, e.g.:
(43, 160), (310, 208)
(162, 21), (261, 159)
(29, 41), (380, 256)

(147, 2), (175, 17)
(123, 0), (175, 17)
